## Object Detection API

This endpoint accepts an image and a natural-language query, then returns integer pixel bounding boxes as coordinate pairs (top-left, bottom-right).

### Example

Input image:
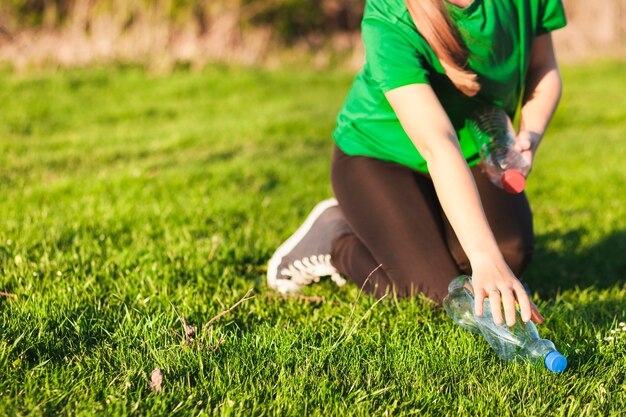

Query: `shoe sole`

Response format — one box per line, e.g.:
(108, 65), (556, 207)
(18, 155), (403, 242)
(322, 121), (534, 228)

(267, 198), (338, 293)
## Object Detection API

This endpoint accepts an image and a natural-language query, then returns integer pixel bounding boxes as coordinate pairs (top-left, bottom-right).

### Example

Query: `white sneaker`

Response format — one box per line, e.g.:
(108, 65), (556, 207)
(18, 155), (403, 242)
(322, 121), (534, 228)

(267, 198), (351, 293)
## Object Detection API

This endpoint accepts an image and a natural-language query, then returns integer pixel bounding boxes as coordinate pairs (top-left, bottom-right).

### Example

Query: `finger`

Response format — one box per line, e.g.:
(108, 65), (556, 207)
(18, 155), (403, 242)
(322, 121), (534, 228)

(487, 290), (504, 326)
(500, 288), (517, 327)
(474, 289), (485, 317)
(514, 132), (532, 152)
(513, 283), (532, 322)
(530, 302), (545, 324)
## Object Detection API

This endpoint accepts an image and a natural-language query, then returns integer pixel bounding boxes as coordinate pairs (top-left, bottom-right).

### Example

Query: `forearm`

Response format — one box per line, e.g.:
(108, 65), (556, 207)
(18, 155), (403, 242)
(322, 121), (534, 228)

(425, 139), (534, 325)
(520, 67), (562, 139)
(519, 34), (562, 143)
(386, 84), (504, 265)
(426, 141), (503, 264)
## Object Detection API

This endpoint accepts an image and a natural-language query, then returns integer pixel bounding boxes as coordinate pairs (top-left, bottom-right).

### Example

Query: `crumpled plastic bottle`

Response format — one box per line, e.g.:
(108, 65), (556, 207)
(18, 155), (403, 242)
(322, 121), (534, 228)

(443, 275), (567, 373)
(466, 107), (530, 194)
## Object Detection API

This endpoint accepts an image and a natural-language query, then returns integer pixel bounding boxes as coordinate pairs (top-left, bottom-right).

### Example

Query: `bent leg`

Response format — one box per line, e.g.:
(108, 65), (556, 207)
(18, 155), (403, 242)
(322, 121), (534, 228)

(330, 146), (461, 302)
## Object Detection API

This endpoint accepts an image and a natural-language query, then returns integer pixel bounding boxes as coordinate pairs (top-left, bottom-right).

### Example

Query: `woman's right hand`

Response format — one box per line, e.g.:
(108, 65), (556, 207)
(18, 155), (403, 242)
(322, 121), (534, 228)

(470, 255), (543, 326)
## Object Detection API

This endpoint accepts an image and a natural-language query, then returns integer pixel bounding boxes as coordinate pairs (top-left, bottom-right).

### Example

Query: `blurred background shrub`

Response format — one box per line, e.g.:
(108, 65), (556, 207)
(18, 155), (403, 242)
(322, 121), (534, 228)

(0, 0), (624, 70)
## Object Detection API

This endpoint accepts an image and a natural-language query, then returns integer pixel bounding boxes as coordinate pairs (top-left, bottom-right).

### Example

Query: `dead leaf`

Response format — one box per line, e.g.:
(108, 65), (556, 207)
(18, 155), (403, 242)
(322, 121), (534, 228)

(180, 315), (197, 345)
(150, 368), (163, 393)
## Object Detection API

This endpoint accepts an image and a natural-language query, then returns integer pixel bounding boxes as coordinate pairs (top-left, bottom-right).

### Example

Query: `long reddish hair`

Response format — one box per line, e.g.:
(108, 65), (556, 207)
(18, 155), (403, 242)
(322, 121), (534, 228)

(405, 0), (480, 96)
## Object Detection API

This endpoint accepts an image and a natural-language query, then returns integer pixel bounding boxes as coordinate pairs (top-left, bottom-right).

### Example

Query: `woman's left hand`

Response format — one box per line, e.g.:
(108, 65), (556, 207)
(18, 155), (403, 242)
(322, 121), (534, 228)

(514, 130), (541, 176)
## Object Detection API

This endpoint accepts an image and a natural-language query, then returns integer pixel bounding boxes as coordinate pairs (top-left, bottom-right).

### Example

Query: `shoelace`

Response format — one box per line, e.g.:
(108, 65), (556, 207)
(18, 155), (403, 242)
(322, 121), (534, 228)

(280, 254), (346, 287)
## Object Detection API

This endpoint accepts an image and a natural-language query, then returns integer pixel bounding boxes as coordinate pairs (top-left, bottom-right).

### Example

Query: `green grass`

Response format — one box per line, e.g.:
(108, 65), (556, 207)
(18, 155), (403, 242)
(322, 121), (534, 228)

(1, 62), (625, 416)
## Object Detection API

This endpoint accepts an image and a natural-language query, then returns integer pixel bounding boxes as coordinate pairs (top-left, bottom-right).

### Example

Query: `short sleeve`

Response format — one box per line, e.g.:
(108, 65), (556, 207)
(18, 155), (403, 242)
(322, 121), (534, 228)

(361, 17), (430, 93)
(536, 0), (567, 35)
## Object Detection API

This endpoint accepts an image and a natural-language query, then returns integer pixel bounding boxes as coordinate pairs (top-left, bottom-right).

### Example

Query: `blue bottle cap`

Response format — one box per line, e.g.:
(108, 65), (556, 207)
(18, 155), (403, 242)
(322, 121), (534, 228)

(544, 351), (567, 373)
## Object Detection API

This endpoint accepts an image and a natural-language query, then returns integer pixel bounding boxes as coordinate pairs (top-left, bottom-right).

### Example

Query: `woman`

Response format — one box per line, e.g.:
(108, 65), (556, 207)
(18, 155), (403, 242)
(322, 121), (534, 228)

(268, 0), (566, 327)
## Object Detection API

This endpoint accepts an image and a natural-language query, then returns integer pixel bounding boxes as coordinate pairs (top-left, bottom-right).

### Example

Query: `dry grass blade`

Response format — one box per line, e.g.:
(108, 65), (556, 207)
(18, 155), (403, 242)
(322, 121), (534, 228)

(172, 289), (254, 351)
(201, 325), (225, 351)
(150, 368), (163, 394)
(345, 264), (383, 323)
(206, 288), (254, 327)
(170, 329), (184, 342)
(207, 335), (226, 352)
(0, 291), (17, 298)
(331, 264), (384, 350)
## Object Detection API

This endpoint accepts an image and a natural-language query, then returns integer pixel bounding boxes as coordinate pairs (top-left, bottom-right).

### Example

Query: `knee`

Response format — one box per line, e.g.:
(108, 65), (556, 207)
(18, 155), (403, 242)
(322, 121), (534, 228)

(499, 236), (534, 276)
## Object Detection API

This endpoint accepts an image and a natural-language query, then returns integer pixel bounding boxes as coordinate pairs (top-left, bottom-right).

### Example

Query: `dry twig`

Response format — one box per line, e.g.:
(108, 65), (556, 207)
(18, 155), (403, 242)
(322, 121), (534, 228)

(206, 288), (254, 327)
(0, 291), (17, 298)
(267, 291), (340, 306)
(173, 288), (254, 351)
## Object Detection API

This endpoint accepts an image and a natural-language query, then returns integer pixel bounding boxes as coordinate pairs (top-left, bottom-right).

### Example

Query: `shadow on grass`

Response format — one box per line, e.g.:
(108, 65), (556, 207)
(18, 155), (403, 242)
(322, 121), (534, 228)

(527, 229), (626, 298)
(2, 303), (111, 370)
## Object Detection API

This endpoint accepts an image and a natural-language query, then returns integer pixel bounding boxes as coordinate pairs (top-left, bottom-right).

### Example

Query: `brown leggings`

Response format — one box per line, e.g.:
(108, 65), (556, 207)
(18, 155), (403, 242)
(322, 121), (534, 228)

(330, 145), (534, 302)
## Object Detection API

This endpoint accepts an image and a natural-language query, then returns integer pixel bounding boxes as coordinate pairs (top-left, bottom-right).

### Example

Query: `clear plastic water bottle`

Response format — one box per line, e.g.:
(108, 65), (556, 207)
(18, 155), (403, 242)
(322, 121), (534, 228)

(443, 275), (567, 373)
(466, 107), (530, 194)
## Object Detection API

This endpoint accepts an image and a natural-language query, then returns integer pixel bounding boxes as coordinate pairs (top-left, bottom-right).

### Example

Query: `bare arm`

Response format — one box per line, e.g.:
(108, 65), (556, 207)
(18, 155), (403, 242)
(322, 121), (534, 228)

(385, 85), (532, 326)
(515, 33), (563, 168)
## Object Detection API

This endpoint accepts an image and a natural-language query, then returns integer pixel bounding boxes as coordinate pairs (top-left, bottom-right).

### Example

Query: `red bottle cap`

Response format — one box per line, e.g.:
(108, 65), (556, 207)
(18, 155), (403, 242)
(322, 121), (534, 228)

(502, 169), (526, 194)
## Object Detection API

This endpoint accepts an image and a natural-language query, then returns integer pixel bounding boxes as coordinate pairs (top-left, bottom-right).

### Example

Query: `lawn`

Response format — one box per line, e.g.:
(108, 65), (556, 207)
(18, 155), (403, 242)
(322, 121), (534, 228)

(1, 62), (625, 416)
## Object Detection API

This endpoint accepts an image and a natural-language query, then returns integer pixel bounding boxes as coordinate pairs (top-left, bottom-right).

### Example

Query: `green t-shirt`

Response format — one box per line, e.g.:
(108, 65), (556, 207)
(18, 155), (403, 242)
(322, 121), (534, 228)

(333, 0), (567, 172)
